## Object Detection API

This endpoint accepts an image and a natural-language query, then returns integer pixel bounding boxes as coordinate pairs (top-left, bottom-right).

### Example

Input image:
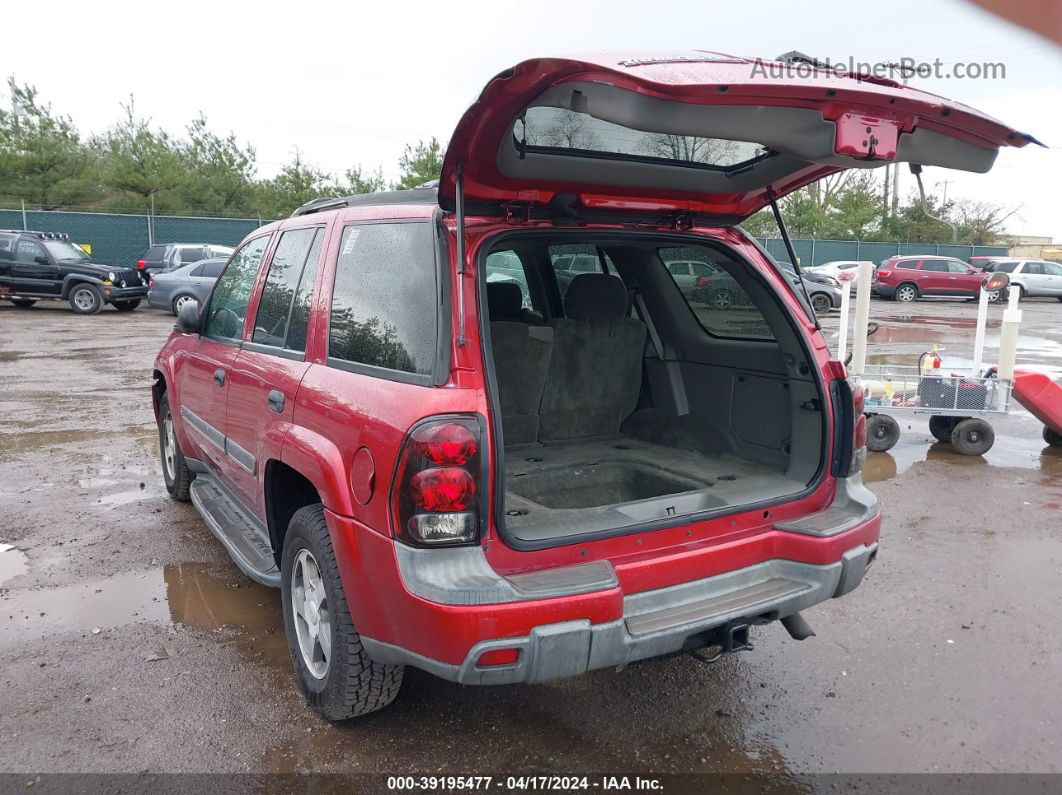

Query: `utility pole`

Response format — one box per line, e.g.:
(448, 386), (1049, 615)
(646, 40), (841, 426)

(891, 162), (900, 217)
(939, 179), (952, 208)
(882, 164), (891, 220)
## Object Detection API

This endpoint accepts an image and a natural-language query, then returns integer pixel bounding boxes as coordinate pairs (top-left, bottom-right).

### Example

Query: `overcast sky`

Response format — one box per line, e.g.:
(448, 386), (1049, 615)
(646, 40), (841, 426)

(5, 0), (1061, 239)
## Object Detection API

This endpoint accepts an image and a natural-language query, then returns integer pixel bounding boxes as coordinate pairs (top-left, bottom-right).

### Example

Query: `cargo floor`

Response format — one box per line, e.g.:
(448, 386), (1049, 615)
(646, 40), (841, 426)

(502, 436), (804, 543)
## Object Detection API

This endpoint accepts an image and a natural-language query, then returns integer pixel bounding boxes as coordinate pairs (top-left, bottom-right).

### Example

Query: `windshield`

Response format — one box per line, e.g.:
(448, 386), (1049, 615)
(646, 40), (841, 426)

(43, 240), (91, 261)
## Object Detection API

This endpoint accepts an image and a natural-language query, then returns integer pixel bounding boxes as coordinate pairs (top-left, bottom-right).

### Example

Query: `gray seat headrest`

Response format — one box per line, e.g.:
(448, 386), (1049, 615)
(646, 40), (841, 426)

(564, 273), (628, 321)
(487, 281), (524, 320)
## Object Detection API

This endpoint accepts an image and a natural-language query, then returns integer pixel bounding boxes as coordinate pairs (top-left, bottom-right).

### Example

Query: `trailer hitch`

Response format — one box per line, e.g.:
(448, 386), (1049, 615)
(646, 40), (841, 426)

(687, 622), (753, 665)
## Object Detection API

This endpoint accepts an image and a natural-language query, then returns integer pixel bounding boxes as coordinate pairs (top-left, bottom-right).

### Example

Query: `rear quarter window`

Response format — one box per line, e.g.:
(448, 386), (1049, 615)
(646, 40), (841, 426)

(327, 221), (438, 378)
(660, 246), (774, 341)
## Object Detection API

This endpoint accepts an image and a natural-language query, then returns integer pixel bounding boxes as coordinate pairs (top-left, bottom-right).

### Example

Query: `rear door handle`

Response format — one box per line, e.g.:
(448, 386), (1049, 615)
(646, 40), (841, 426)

(267, 389), (285, 413)
(213, 369), (225, 387)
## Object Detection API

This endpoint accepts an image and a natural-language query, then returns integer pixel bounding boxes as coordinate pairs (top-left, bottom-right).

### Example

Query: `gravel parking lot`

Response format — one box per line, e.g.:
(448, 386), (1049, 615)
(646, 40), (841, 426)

(1, 297), (1060, 780)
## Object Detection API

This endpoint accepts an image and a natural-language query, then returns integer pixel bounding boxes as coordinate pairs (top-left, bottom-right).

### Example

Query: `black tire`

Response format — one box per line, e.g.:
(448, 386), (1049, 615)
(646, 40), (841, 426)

(928, 415), (957, 443)
(951, 417), (995, 456)
(11, 298), (36, 308)
(281, 505), (403, 721)
(158, 394), (193, 501)
(68, 283), (103, 315)
(710, 288), (734, 310)
(893, 282), (919, 303)
(172, 294), (197, 317)
(866, 414), (901, 452)
(810, 292), (832, 315)
(1044, 426), (1062, 447)
(113, 299), (140, 311)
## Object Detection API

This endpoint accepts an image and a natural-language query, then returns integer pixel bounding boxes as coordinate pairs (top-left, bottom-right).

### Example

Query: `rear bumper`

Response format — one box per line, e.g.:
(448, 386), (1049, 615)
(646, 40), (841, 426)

(361, 543), (876, 684)
(333, 475), (880, 685)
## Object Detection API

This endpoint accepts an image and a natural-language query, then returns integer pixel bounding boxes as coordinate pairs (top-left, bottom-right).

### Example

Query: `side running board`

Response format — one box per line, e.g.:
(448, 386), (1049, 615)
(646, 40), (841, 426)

(189, 477), (281, 588)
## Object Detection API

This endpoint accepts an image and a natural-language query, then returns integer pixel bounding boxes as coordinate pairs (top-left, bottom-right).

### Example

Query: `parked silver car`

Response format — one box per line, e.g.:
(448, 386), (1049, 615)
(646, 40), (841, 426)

(984, 259), (1062, 301)
(147, 258), (226, 315)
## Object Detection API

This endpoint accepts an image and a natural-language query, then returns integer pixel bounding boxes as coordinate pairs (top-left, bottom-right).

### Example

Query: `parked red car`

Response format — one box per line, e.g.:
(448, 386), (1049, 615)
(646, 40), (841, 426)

(874, 255), (988, 302)
(151, 52), (1030, 720)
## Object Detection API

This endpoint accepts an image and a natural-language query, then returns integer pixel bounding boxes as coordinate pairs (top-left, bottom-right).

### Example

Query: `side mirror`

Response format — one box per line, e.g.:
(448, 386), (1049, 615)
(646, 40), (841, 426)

(983, 272), (1010, 293)
(35, 255), (50, 266)
(175, 300), (201, 334)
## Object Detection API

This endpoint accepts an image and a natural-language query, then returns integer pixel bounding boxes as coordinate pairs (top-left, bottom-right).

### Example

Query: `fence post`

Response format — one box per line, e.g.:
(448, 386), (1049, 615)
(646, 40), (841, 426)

(810, 238), (816, 265)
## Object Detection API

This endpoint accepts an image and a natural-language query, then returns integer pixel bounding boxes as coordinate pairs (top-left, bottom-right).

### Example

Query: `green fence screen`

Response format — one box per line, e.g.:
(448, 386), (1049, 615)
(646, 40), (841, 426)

(0, 208), (1009, 268)
(0, 209), (267, 266)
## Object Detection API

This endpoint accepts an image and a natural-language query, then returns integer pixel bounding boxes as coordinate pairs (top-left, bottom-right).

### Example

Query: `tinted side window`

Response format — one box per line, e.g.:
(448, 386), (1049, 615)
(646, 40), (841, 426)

(285, 230), (323, 353)
(0, 233), (16, 260)
(1042, 262), (1062, 276)
(252, 227), (318, 348)
(16, 239), (46, 264)
(660, 246), (773, 340)
(895, 261), (917, 270)
(921, 260), (947, 272)
(328, 222), (437, 376)
(201, 261), (225, 278)
(1024, 261), (1044, 275)
(204, 235), (270, 339)
(189, 264), (205, 277)
(946, 260), (969, 273)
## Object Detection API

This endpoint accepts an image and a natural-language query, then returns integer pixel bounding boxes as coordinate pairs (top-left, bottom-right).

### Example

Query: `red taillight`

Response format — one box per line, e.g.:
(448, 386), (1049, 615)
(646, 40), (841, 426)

(415, 423), (477, 466)
(476, 648), (520, 668)
(696, 276), (711, 286)
(393, 418), (482, 547)
(410, 467), (476, 512)
(877, 270), (891, 279)
(137, 260), (147, 270)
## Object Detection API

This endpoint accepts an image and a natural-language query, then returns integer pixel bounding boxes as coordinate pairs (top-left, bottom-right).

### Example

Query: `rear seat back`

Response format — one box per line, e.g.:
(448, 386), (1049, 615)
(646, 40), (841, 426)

(538, 273), (647, 441)
(487, 281), (553, 445)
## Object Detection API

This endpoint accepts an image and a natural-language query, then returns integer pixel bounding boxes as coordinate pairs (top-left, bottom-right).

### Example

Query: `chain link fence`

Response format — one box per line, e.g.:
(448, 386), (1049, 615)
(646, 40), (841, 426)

(0, 207), (1010, 268)
(0, 208), (269, 266)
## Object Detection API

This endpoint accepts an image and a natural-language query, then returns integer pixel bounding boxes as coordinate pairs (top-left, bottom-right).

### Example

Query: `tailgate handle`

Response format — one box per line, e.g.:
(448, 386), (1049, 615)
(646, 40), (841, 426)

(267, 390), (285, 413)
(213, 369), (225, 387)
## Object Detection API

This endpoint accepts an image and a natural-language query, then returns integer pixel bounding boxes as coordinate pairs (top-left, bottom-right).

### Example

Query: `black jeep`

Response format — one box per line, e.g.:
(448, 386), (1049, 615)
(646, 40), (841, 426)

(0, 230), (148, 314)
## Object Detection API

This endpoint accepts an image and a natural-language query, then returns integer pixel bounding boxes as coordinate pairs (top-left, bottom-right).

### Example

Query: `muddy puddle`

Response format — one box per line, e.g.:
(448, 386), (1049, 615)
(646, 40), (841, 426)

(0, 543), (29, 585)
(0, 562), (287, 665)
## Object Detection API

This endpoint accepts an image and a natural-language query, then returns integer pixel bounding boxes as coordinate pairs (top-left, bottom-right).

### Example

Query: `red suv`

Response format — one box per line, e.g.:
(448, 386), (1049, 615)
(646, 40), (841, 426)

(874, 255), (987, 302)
(151, 52), (1029, 719)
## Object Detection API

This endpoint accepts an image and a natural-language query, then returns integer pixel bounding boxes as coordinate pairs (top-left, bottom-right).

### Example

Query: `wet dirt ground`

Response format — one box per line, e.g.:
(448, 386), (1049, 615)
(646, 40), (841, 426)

(1, 296), (1060, 781)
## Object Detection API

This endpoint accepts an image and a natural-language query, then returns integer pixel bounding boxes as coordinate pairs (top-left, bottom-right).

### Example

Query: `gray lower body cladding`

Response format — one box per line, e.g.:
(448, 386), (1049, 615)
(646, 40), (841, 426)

(361, 544), (877, 685)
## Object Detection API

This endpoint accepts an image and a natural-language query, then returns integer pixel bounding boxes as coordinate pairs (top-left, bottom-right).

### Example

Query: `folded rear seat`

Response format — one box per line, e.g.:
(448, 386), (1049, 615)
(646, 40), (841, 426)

(538, 273), (647, 442)
(487, 282), (553, 445)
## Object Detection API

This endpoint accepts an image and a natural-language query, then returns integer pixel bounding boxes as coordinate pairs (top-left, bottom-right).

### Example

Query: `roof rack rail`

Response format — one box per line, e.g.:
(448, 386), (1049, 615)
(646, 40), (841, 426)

(289, 186), (440, 217)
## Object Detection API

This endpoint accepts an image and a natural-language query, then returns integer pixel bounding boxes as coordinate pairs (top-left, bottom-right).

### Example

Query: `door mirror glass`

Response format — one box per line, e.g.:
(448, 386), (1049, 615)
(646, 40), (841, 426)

(35, 255), (50, 266)
(175, 300), (201, 334)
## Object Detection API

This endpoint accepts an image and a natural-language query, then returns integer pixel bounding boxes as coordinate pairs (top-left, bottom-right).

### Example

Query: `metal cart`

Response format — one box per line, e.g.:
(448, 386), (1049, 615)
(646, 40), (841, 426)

(857, 362), (1013, 455)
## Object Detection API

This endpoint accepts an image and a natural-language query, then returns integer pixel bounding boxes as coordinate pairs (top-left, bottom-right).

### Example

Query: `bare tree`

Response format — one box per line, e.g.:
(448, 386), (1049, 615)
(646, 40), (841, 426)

(524, 110), (601, 150)
(641, 133), (744, 165)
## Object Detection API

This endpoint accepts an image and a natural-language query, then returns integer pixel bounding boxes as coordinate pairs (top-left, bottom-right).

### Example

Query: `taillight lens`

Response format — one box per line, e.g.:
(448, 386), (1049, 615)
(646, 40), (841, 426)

(876, 270), (890, 279)
(393, 417), (482, 547)
(696, 276), (711, 286)
(137, 260), (147, 270)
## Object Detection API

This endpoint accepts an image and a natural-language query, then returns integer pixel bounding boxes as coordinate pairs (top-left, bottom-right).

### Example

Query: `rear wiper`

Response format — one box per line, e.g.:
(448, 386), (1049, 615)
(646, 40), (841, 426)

(766, 187), (820, 330)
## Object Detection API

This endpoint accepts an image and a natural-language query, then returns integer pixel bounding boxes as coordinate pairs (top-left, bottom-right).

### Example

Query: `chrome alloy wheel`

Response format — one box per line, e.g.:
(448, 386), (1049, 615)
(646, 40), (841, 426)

(162, 414), (177, 481)
(291, 549), (332, 680)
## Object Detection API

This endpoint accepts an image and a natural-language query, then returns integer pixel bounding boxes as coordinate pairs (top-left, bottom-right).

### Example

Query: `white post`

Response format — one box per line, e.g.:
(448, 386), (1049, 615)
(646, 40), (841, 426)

(849, 261), (873, 375)
(997, 286), (1022, 380)
(21, 199), (27, 230)
(971, 285), (991, 375)
(836, 278), (852, 364)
